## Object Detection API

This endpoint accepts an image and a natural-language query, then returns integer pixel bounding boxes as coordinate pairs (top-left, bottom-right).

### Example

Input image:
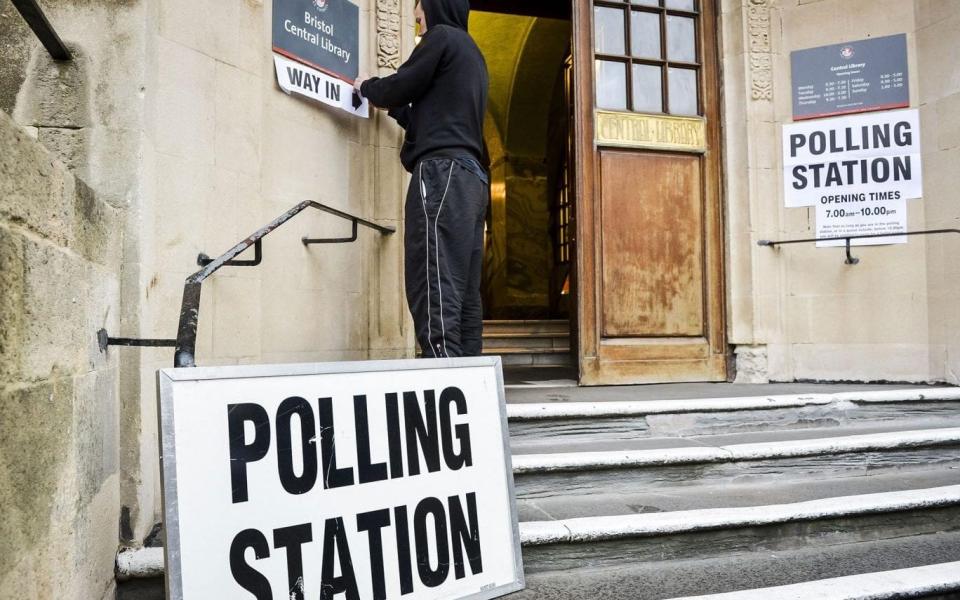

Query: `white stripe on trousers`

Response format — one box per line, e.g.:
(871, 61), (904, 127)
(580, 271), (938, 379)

(435, 163), (455, 357)
(419, 161), (455, 358)
(418, 163), (436, 357)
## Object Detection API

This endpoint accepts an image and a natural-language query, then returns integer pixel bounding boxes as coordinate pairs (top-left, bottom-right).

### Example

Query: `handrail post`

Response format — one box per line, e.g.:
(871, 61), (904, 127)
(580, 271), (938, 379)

(844, 237), (860, 265)
(174, 283), (202, 368)
(10, 0), (72, 60)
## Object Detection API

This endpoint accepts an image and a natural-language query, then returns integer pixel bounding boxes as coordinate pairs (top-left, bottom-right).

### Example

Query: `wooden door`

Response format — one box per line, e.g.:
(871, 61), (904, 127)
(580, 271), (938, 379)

(571, 0), (726, 384)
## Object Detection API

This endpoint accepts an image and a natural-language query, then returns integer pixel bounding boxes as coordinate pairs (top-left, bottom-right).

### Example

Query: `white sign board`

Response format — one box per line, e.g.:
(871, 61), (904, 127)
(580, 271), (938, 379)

(274, 54), (369, 118)
(158, 358), (523, 600)
(815, 198), (906, 247)
(782, 108), (922, 208)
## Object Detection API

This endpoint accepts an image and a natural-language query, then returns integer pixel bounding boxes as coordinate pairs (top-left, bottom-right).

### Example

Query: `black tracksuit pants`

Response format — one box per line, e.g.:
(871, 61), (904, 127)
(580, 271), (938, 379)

(405, 157), (488, 358)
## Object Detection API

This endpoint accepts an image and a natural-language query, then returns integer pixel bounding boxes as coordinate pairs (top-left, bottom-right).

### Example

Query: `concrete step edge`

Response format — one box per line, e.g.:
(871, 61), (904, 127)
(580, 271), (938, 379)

(484, 348), (571, 355)
(519, 484), (960, 545)
(483, 320), (569, 326)
(662, 560), (960, 600)
(507, 388), (960, 421)
(482, 332), (570, 339)
(116, 486), (960, 581)
(511, 426), (960, 473)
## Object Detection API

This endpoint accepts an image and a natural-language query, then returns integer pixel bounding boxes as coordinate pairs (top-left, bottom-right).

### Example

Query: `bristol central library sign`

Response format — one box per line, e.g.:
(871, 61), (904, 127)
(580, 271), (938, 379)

(272, 0), (369, 117)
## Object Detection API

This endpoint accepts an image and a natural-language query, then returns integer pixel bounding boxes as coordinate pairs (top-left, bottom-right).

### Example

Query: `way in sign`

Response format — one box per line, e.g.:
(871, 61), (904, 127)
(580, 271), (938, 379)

(286, 66), (345, 102)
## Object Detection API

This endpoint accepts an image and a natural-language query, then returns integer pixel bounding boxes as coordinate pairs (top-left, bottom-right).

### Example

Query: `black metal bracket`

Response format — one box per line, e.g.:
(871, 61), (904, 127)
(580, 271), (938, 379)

(197, 239), (262, 267)
(844, 238), (860, 265)
(302, 219), (358, 245)
(97, 329), (176, 353)
(758, 228), (960, 265)
(10, 0), (72, 60)
(95, 201), (394, 366)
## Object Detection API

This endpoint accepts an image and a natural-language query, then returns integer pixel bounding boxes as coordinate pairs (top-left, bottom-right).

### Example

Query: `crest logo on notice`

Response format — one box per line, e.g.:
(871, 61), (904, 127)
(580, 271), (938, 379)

(313, 0), (328, 11)
(840, 46), (855, 59)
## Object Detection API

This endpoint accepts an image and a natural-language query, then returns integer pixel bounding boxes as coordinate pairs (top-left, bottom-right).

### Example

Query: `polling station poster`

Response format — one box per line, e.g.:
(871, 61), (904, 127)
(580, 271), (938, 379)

(782, 108), (922, 208)
(782, 109), (921, 246)
(158, 358), (524, 600)
(273, 0), (368, 117)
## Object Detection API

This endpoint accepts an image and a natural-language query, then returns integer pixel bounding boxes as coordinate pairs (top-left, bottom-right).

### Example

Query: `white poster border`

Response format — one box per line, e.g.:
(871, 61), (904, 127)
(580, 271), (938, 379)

(157, 357), (524, 600)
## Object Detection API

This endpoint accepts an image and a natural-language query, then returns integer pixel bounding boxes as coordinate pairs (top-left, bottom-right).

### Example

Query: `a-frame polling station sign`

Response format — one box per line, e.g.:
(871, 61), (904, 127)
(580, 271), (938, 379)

(158, 358), (524, 600)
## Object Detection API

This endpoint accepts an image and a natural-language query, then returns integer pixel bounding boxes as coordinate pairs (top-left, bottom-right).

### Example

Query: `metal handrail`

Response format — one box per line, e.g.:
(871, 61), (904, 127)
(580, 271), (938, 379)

(98, 201), (394, 367)
(758, 229), (960, 265)
(11, 0), (71, 60)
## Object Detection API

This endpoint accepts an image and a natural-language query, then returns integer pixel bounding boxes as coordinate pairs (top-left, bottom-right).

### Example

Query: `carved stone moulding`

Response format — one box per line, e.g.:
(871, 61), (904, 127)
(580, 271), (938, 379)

(747, 0), (773, 101)
(376, 0), (401, 70)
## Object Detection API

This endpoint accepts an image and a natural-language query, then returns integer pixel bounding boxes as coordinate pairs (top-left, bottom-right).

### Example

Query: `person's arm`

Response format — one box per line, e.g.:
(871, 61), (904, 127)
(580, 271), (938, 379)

(360, 28), (447, 108)
(387, 105), (412, 129)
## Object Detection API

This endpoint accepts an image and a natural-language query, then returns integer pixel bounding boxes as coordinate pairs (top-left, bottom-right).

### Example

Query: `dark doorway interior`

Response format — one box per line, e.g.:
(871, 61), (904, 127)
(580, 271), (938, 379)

(469, 6), (574, 370)
(470, 11), (573, 322)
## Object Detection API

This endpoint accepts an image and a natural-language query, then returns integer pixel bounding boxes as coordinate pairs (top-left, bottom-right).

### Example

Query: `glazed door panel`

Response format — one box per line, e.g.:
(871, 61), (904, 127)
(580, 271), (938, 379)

(571, 0), (725, 384)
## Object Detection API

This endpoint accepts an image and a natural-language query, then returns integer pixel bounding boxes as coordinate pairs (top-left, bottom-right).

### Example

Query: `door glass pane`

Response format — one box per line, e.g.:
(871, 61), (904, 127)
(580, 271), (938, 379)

(668, 67), (698, 115)
(666, 15), (696, 62)
(594, 7), (626, 55)
(632, 64), (662, 113)
(665, 0), (695, 10)
(632, 0), (659, 5)
(596, 60), (627, 110)
(630, 11), (661, 58)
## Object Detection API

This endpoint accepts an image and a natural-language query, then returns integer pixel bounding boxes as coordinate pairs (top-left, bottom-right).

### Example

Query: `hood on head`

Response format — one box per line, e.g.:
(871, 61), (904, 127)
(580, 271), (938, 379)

(420, 0), (470, 30)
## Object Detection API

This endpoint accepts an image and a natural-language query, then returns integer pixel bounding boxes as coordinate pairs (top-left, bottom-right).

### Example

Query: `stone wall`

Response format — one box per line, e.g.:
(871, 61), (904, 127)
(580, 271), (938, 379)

(0, 109), (123, 599)
(721, 0), (958, 383)
(129, 0), (412, 537)
(2, 0), (412, 550)
(916, 1), (960, 383)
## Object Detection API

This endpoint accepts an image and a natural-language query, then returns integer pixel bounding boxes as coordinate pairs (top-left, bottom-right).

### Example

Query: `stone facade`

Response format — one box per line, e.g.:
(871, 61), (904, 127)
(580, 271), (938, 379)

(1, 0), (413, 586)
(1, 0), (959, 594)
(0, 108), (122, 599)
(721, 0), (960, 384)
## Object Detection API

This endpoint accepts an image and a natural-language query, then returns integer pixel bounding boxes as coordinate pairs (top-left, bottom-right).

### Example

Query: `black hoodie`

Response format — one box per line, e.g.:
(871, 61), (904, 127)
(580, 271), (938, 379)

(360, 0), (488, 173)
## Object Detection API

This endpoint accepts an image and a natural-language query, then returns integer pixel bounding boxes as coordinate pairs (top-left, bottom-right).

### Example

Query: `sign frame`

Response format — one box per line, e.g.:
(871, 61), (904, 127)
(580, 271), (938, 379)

(790, 33), (909, 122)
(157, 357), (524, 600)
(271, 0), (360, 84)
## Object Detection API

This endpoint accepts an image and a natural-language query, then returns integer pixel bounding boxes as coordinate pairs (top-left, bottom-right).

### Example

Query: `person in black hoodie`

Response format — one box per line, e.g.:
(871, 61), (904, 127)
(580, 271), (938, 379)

(356, 0), (490, 358)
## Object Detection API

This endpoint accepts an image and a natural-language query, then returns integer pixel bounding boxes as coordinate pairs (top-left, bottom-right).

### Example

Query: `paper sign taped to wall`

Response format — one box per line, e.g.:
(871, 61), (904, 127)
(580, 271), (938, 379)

(782, 109), (922, 208)
(815, 197), (907, 247)
(157, 357), (524, 600)
(274, 54), (369, 118)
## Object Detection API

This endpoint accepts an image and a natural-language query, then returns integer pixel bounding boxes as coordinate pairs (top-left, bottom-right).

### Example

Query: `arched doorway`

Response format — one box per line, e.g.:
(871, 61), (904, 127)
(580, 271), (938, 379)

(470, 11), (575, 371)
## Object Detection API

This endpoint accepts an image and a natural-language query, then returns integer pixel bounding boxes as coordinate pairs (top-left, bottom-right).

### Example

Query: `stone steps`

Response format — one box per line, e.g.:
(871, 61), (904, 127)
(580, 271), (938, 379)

(483, 320), (570, 335)
(482, 319), (572, 365)
(517, 485), (960, 598)
(515, 535), (960, 600)
(509, 386), (960, 598)
(662, 560), (960, 600)
(508, 389), (960, 448)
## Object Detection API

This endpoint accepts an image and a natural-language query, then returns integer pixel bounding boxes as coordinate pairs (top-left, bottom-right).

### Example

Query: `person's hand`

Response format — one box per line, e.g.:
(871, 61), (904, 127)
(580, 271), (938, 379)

(353, 74), (369, 95)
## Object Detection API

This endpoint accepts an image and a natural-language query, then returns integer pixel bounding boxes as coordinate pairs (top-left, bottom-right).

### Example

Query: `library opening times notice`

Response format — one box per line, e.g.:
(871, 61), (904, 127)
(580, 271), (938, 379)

(791, 34), (909, 121)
